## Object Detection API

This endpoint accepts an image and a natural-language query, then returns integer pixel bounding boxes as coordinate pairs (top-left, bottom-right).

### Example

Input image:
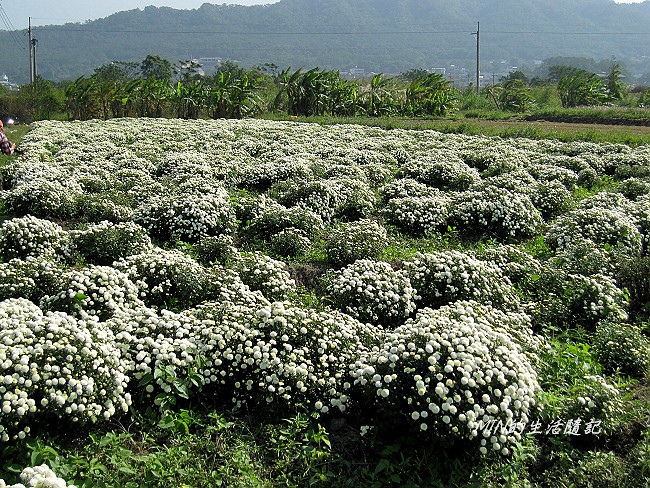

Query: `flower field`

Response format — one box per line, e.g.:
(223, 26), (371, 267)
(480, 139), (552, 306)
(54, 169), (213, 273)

(1, 118), (650, 486)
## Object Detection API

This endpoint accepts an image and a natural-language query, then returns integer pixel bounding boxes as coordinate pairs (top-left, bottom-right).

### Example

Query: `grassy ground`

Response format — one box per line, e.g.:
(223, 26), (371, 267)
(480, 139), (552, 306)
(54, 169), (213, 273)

(262, 114), (650, 146)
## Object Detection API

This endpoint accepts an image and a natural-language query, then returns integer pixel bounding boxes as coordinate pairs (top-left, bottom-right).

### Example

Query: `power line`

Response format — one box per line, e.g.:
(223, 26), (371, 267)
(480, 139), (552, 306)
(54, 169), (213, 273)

(0, 3), (26, 50)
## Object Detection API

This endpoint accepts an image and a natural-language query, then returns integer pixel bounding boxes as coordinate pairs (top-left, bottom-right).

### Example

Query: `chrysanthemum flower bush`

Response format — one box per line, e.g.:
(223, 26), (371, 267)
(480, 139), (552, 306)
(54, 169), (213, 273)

(325, 219), (388, 265)
(0, 464), (75, 488)
(186, 301), (382, 412)
(545, 207), (642, 257)
(0, 216), (69, 261)
(2, 179), (82, 220)
(134, 188), (236, 243)
(41, 265), (143, 321)
(235, 251), (296, 301)
(269, 228), (312, 258)
(351, 301), (542, 454)
(0, 298), (131, 442)
(398, 156), (481, 190)
(592, 321), (650, 377)
(324, 259), (416, 326)
(384, 194), (453, 236)
(0, 258), (63, 303)
(449, 186), (543, 240)
(114, 248), (214, 310)
(69, 221), (152, 266)
(403, 251), (519, 310)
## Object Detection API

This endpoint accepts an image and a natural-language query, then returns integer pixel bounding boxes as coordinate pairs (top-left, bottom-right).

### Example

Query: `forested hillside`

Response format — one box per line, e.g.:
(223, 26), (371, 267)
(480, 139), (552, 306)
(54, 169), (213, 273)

(1, 0), (650, 83)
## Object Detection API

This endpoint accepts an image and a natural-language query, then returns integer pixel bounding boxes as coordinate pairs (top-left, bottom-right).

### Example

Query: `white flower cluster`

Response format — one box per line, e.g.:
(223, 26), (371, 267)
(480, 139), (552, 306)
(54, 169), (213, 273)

(451, 186), (543, 240)
(246, 201), (323, 241)
(269, 228), (312, 258)
(70, 220), (152, 266)
(563, 273), (628, 327)
(403, 251), (519, 310)
(134, 188), (235, 243)
(324, 259), (416, 326)
(477, 245), (543, 290)
(3, 179), (82, 220)
(0, 258), (62, 303)
(593, 321), (650, 377)
(562, 375), (624, 435)
(195, 235), (239, 265)
(41, 265), (143, 321)
(528, 163), (579, 190)
(400, 156), (481, 190)
(115, 248), (211, 309)
(0, 216), (68, 261)
(272, 177), (377, 222)
(351, 301), (541, 454)
(379, 178), (438, 201)
(185, 300), (381, 411)
(0, 464), (75, 488)
(531, 180), (573, 219)
(0, 298), (131, 441)
(384, 194), (453, 236)
(236, 251), (296, 301)
(325, 219), (388, 265)
(545, 207), (642, 257)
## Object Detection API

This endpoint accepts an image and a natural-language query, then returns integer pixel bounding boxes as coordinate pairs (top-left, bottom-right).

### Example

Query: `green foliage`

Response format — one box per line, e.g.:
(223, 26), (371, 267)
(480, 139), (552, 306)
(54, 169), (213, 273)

(404, 73), (457, 116)
(484, 79), (536, 113)
(557, 67), (608, 108)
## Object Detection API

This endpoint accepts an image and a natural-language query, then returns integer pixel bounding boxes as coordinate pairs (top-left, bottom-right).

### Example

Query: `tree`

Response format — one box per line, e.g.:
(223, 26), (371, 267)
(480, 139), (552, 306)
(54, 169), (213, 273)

(484, 79), (535, 112)
(140, 55), (173, 82)
(605, 63), (626, 101)
(404, 73), (457, 116)
(557, 67), (608, 107)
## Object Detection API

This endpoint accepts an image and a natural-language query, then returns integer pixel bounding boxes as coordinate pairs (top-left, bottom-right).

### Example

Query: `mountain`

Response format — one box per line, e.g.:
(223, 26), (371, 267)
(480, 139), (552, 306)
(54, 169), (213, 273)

(2, 0), (650, 83)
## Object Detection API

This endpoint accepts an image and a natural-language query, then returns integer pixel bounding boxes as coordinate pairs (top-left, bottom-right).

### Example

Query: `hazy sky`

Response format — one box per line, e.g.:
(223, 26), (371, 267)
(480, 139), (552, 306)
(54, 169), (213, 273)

(0, 0), (645, 30)
(2, 1), (279, 29)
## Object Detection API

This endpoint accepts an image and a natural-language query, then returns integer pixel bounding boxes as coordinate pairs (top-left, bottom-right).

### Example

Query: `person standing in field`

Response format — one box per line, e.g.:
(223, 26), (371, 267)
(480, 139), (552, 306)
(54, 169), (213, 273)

(0, 120), (16, 155)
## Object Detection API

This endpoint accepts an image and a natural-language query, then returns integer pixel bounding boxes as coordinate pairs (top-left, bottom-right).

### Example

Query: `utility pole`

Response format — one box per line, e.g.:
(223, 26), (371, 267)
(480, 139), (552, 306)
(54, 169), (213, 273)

(28, 17), (33, 84)
(474, 22), (480, 93)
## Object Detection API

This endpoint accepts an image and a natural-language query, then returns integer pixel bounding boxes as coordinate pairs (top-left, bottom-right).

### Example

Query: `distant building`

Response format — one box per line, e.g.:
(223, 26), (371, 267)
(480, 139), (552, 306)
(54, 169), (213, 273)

(0, 75), (19, 91)
(349, 67), (365, 77)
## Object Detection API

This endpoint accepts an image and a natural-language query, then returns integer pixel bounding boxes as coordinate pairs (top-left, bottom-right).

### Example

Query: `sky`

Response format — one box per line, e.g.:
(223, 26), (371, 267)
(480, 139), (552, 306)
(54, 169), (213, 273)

(1, 1), (279, 29)
(0, 0), (645, 30)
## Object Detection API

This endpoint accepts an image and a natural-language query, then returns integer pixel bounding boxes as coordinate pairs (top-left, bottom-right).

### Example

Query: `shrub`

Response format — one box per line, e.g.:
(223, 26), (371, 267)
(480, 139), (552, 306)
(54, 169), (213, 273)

(399, 157), (480, 190)
(379, 178), (438, 201)
(0, 258), (63, 303)
(269, 228), (312, 258)
(352, 301), (542, 454)
(403, 251), (519, 310)
(324, 259), (416, 326)
(0, 216), (68, 261)
(0, 464), (75, 488)
(325, 219), (388, 266)
(236, 252), (296, 301)
(532, 180), (573, 220)
(592, 322), (650, 377)
(70, 221), (152, 266)
(115, 249), (213, 309)
(384, 194), (453, 236)
(545, 207), (642, 257)
(195, 235), (238, 266)
(616, 256), (650, 316)
(3, 179), (81, 219)
(41, 265), (143, 321)
(134, 189), (236, 243)
(0, 298), (131, 442)
(450, 186), (543, 240)
(247, 203), (323, 241)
